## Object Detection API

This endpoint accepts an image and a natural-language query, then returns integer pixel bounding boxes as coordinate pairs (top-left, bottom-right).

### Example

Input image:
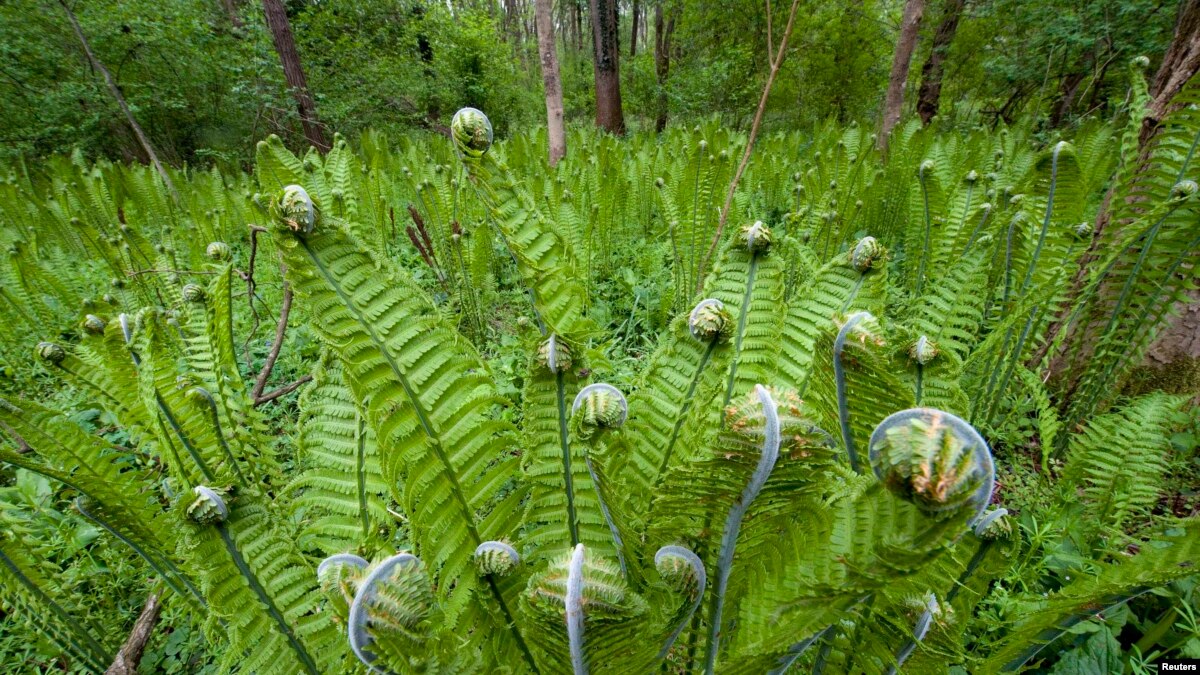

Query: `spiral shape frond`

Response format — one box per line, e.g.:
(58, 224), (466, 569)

(348, 553), (433, 673)
(181, 284), (206, 303)
(849, 236), (886, 272)
(36, 342), (65, 364)
(206, 241), (231, 261)
(571, 384), (628, 430)
(740, 220), (772, 253)
(451, 107), (493, 158)
(82, 315), (106, 335)
(187, 486), (229, 525)
(908, 335), (939, 366)
(868, 408), (994, 518)
(275, 185), (318, 234)
(474, 541), (520, 577)
(538, 335), (573, 373)
(688, 298), (732, 343)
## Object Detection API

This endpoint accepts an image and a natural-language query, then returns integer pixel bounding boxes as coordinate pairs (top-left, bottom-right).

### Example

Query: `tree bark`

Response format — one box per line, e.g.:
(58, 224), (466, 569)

(59, 1), (178, 200)
(221, 0), (244, 29)
(105, 592), (162, 675)
(1141, 0), (1200, 146)
(535, 0), (567, 166)
(915, 0), (964, 125)
(261, 0), (330, 151)
(654, 1), (675, 133)
(879, 0), (926, 150)
(630, 0), (640, 57)
(589, 0), (626, 134)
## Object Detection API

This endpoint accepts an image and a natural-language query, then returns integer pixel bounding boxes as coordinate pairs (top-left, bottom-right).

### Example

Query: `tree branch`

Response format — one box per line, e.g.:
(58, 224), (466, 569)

(695, 0), (802, 292)
(254, 375), (312, 407)
(105, 590), (161, 675)
(251, 273), (294, 402)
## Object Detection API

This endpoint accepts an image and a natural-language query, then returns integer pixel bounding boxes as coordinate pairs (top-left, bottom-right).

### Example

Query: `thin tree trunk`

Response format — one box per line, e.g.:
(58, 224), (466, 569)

(221, 0), (244, 29)
(589, 0), (626, 134)
(535, 0), (567, 165)
(1137, 0), (1200, 387)
(696, 0), (803, 291)
(879, 0), (925, 150)
(262, 0), (330, 151)
(630, 0), (640, 57)
(59, 0), (177, 200)
(654, 2), (675, 132)
(915, 0), (963, 125)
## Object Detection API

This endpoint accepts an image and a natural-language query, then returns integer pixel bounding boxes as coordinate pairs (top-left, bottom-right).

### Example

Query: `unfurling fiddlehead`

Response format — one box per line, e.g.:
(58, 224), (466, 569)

(688, 298), (733, 342)
(186, 485), (229, 525)
(706, 384), (782, 675)
(474, 540), (520, 577)
(741, 220), (772, 253)
(886, 592), (940, 674)
(908, 334), (938, 404)
(538, 334), (572, 373)
(206, 241), (231, 262)
(571, 384), (629, 574)
(347, 552), (434, 673)
(450, 107), (494, 158)
(273, 185), (318, 234)
(848, 235), (884, 272)
(868, 408), (994, 520)
(655, 545), (707, 659)
(317, 553), (369, 621)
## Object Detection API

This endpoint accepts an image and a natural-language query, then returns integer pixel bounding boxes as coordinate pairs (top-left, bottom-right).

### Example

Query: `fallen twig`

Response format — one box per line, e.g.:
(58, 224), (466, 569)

(106, 589), (162, 675)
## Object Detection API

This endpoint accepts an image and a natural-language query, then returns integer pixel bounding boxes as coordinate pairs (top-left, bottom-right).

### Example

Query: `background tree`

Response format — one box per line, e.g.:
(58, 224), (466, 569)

(915, 0), (965, 124)
(535, 0), (566, 164)
(589, 0), (625, 134)
(261, 0), (328, 151)
(880, 0), (925, 148)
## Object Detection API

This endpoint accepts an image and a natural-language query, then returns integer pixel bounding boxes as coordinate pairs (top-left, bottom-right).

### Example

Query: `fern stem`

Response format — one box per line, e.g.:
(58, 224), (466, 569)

(884, 593), (938, 675)
(704, 385), (781, 674)
(356, 412), (370, 542)
(914, 165), (934, 296)
(191, 388), (248, 486)
(834, 313), (869, 473)
(215, 522), (320, 675)
(155, 393), (216, 483)
(74, 497), (202, 607)
(557, 369), (581, 546)
(766, 624), (835, 675)
(657, 341), (718, 479)
(722, 253), (760, 407)
(566, 543), (587, 675)
(580, 449), (626, 576)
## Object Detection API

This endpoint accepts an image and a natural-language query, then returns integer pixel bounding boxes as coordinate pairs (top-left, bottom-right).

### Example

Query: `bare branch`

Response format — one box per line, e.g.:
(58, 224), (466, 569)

(254, 375), (313, 407)
(251, 274), (294, 402)
(696, 0), (802, 292)
(241, 226), (267, 368)
(106, 590), (162, 675)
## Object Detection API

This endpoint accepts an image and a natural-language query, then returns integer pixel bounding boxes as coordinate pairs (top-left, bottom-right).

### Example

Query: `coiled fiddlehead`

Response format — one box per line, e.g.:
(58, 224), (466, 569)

(347, 552), (433, 674)
(571, 383), (630, 574)
(186, 485), (229, 525)
(688, 298), (732, 343)
(474, 540), (520, 577)
(868, 408), (994, 520)
(654, 545), (707, 659)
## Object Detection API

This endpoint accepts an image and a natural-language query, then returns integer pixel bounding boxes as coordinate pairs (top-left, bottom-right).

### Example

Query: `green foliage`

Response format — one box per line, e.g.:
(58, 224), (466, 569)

(0, 79), (1197, 672)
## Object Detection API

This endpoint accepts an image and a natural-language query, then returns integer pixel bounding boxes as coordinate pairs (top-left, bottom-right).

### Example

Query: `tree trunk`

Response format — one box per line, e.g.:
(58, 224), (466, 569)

(654, 2), (675, 133)
(879, 0), (925, 150)
(1141, 0), (1200, 146)
(589, 0), (626, 134)
(221, 0), (244, 29)
(535, 0), (567, 166)
(915, 0), (963, 125)
(1136, 0), (1200, 390)
(630, 0), (640, 57)
(262, 0), (330, 151)
(59, 1), (178, 201)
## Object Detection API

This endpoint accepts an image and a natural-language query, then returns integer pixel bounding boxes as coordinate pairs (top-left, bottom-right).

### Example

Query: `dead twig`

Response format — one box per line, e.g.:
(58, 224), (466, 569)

(106, 589), (162, 675)
(240, 226), (267, 368)
(695, 0), (802, 293)
(254, 375), (313, 407)
(251, 271), (294, 402)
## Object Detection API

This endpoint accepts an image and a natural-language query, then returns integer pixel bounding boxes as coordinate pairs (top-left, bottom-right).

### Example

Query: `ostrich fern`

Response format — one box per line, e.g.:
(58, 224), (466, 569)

(0, 64), (1196, 674)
